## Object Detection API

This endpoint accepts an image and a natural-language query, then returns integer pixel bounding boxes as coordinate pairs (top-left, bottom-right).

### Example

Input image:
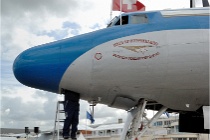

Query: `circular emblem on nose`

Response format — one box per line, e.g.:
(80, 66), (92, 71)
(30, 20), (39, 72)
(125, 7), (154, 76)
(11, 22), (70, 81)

(94, 52), (102, 60)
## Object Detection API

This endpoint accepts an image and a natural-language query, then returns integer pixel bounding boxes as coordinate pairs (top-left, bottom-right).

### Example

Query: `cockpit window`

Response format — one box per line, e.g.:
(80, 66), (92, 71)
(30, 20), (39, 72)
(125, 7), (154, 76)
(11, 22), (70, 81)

(107, 16), (129, 27)
(131, 14), (148, 24)
(115, 16), (129, 25)
(107, 16), (119, 27)
(107, 14), (148, 27)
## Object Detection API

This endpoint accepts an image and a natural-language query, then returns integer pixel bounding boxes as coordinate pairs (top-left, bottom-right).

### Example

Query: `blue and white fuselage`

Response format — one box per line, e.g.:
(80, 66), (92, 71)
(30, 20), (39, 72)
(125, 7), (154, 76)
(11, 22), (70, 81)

(13, 8), (209, 112)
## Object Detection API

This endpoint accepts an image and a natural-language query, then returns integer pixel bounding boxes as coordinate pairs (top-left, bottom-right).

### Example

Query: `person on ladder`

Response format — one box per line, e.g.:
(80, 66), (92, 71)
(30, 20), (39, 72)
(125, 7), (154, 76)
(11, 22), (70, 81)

(62, 90), (80, 139)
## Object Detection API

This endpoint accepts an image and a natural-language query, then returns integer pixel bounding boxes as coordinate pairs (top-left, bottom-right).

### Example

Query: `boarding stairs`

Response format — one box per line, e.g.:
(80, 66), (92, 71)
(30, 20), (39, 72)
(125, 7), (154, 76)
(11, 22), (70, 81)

(53, 101), (65, 140)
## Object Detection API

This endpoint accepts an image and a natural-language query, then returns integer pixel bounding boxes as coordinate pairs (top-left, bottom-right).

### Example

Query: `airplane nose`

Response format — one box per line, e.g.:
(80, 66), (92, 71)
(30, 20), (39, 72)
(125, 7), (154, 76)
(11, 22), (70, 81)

(13, 44), (62, 93)
(13, 33), (94, 93)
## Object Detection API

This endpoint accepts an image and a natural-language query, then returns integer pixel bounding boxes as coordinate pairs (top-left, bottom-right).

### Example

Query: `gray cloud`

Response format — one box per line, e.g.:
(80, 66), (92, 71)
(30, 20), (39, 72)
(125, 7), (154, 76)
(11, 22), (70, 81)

(90, 23), (101, 30)
(38, 29), (68, 40)
(1, 90), (57, 129)
(1, 0), (85, 61)
(62, 22), (81, 29)
(1, 0), (79, 18)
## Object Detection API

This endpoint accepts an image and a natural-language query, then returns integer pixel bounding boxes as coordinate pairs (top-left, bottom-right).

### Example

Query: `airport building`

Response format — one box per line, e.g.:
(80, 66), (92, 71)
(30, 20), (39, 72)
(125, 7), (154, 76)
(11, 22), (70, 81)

(82, 117), (209, 140)
(1, 116), (209, 140)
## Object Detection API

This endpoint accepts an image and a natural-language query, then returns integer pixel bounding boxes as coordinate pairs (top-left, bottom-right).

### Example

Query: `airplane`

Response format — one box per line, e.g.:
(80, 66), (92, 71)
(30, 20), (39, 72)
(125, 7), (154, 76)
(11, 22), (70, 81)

(13, 2), (209, 140)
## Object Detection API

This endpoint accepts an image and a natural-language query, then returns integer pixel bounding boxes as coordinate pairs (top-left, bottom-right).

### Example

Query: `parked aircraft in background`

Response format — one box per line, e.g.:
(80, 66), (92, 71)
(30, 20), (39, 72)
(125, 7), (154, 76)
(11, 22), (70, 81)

(13, 3), (209, 140)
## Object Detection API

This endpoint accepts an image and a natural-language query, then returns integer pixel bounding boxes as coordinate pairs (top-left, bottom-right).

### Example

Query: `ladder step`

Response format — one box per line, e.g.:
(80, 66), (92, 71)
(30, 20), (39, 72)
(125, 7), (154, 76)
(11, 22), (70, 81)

(53, 129), (63, 131)
(53, 100), (66, 140)
(56, 119), (65, 122)
(58, 101), (65, 104)
(56, 110), (65, 113)
(59, 110), (65, 113)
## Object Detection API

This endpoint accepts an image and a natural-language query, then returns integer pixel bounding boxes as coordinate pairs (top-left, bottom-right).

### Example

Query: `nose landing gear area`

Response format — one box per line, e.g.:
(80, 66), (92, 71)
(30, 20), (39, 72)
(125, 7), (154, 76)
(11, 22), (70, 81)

(121, 99), (167, 140)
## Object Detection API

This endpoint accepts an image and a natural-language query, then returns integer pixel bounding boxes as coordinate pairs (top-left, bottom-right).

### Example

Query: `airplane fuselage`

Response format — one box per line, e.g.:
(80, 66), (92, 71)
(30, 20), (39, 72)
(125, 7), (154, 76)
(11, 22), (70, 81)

(13, 8), (209, 112)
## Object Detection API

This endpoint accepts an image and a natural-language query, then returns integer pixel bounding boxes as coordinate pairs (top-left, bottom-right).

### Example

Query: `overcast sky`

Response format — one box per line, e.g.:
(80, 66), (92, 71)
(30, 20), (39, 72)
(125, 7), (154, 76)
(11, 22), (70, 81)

(1, 0), (204, 131)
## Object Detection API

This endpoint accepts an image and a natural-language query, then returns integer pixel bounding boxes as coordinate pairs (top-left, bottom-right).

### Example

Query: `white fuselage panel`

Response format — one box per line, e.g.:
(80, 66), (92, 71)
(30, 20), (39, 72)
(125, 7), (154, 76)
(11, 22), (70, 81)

(59, 29), (209, 111)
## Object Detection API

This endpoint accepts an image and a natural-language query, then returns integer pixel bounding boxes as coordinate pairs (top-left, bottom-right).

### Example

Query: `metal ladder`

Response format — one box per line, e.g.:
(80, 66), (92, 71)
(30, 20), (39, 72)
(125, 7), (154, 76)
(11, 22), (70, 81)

(53, 101), (65, 140)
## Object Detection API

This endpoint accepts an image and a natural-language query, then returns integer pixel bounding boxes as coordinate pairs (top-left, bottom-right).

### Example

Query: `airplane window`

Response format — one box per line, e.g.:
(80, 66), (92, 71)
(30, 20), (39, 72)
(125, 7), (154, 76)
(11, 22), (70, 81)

(115, 16), (129, 25)
(107, 15), (129, 27)
(131, 14), (148, 24)
(107, 16), (119, 27)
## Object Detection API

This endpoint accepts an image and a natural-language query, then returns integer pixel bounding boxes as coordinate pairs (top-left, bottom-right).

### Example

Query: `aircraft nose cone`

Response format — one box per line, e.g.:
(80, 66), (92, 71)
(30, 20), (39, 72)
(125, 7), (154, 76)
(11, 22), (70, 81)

(13, 33), (93, 93)
(13, 50), (31, 85)
(13, 45), (62, 93)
